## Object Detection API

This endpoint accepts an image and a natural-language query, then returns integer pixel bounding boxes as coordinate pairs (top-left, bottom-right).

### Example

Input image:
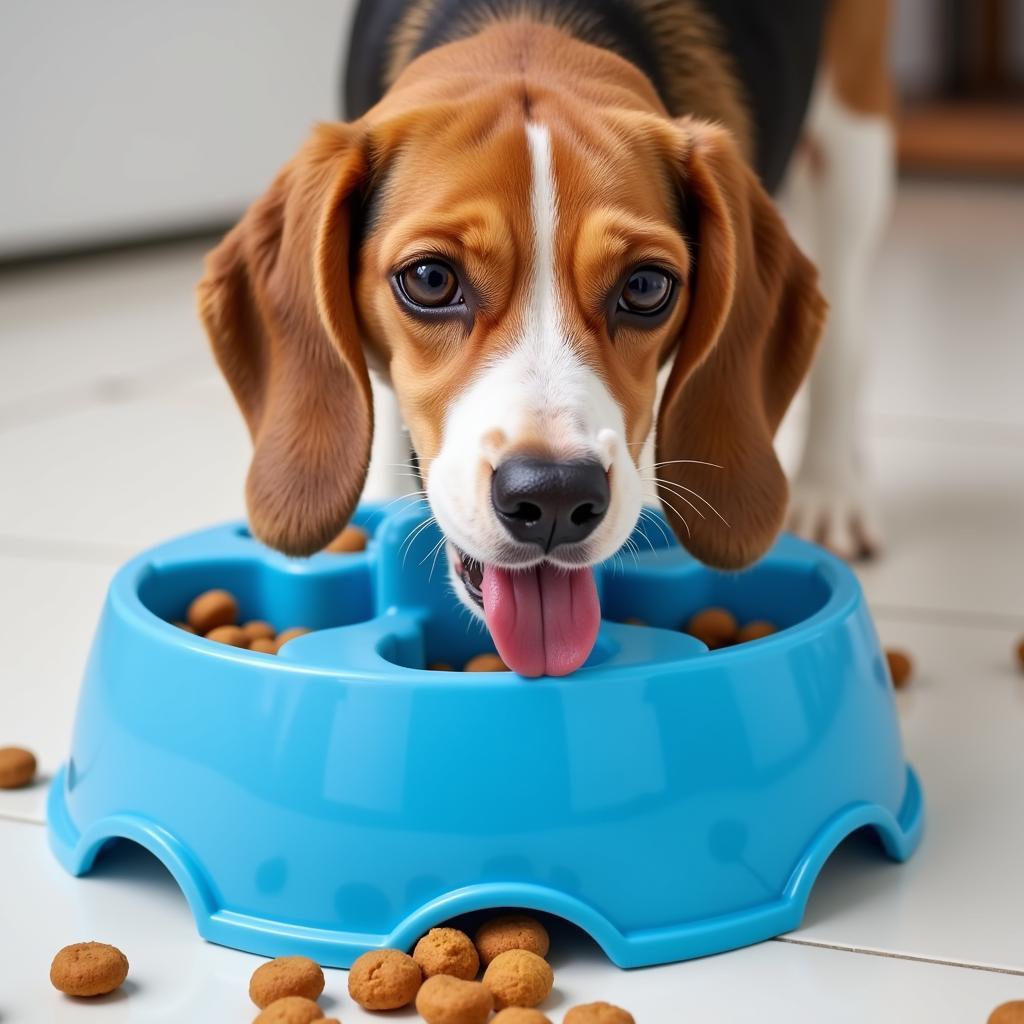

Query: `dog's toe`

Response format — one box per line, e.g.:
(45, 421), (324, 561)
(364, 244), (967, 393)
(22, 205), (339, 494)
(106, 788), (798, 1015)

(788, 478), (883, 562)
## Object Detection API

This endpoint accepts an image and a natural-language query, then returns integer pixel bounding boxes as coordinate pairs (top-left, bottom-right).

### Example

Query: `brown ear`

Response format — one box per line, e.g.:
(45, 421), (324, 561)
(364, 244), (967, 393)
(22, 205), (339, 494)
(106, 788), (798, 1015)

(656, 119), (827, 569)
(197, 123), (373, 556)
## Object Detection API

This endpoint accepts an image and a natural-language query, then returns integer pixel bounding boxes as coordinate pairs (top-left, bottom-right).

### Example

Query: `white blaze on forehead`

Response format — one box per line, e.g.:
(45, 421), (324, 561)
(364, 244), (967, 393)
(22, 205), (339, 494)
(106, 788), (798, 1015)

(426, 120), (643, 569)
(525, 122), (560, 363)
(435, 122), (626, 466)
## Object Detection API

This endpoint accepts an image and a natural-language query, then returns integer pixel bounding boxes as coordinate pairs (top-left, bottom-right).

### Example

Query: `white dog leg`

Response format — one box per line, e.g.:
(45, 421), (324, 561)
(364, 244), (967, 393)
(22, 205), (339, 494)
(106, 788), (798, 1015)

(787, 77), (895, 558)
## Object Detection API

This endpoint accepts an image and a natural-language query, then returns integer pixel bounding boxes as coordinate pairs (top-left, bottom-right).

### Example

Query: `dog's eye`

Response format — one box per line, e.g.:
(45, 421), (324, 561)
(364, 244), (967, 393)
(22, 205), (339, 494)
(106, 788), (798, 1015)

(617, 267), (674, 316)
(397, 261), (462, 308)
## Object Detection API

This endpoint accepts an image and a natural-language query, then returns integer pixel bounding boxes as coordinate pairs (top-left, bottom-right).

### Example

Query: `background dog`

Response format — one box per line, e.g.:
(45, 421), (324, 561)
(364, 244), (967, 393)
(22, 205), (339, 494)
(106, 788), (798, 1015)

(198, 0), (892, 675)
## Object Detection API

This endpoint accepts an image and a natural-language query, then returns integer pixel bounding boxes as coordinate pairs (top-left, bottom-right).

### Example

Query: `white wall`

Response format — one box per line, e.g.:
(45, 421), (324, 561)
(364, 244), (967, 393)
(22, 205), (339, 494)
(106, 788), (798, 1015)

(0, 0), (357, 258)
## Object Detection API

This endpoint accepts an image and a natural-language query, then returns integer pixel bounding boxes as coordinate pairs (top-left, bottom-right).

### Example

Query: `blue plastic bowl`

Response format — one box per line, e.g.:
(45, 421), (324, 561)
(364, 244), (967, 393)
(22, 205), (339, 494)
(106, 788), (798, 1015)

(47, 503), (922, 968)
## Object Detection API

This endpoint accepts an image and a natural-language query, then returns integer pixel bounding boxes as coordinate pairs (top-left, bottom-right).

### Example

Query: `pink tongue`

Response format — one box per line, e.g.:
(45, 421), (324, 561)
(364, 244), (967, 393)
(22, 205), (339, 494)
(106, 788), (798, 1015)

(481, 562), (600, 677)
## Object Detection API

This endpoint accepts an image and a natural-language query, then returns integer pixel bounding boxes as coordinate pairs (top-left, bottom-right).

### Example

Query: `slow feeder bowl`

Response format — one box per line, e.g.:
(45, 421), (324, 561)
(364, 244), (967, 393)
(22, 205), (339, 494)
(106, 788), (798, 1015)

(47, 503), (923, 968)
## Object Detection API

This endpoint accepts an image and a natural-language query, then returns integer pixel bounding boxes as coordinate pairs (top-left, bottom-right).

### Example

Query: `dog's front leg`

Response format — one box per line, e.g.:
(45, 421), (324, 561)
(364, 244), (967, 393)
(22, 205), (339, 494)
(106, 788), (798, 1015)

(784, 75), (895, 559)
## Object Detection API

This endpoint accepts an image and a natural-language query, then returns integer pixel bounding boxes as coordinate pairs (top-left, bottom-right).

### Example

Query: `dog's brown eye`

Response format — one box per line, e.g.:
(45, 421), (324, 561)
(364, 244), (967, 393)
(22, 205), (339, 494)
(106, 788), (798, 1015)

(618, 267), (674, 316)
(397, 261), (461, 308)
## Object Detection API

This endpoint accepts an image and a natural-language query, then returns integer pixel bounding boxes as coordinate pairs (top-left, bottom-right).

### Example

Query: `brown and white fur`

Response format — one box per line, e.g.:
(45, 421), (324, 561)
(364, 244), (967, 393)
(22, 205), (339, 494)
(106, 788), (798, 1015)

(784, 0), (895, 558)
(197, 0), (892, 673)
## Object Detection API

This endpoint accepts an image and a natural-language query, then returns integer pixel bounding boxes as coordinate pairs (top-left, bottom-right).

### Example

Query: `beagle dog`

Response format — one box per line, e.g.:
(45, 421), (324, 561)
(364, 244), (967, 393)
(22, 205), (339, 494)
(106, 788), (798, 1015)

(198, 0), (893, 676)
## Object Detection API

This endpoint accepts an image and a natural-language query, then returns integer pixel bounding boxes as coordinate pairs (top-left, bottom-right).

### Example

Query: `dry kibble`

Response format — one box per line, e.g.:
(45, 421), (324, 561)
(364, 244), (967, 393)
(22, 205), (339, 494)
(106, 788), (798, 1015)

(475, 915), (550, 966)
(252, 996), (324, 1024)
(493, 1010), (553, 1024)
(49, 942), (129, 997)
(174, 621), (196, 634)
(685, 606), (738, 649)
(0, 746), (37, 789)
(413, 927), (480, 980)
(464, 653), (508, 672)
(275, 627), (312, 652)
(327, 524), (369, 553)
(735, 620), (778, 644)
(564, 1002), (636, 1024)
(1015, 637), (1024, 670)
(187, 588), (238, 633)
(249, 956), (325, 1009)
(429, 662), (454, 672)
(481, 949), (553, 1010)
(415, 974), (493, 1024)
(989, 1002), (1024, 1024)
(205, 625), (249, 647)
(885, 648), (914, 689)
(242, 620), (277, 642)
(348, 948), (421, 1010)
(250, 637), (279, 655)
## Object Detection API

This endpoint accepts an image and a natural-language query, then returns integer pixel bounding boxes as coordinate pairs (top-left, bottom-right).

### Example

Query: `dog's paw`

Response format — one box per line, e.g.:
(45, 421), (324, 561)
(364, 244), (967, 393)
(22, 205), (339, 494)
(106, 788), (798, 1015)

(787, 470), (883, 561)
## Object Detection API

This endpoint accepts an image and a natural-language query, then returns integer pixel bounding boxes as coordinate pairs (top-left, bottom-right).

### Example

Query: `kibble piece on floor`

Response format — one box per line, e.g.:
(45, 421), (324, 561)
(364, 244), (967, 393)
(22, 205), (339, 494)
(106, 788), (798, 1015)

(685, 607), (738, 649)
(988, 1001), (1024, 1024)
(252, 995), (324, 1024)
(413, 927), (480, 980)
(174, 621), (196, 634)
(493, 1009), (553, 1024)
(416, 974), (493, 1024)
(249, 955), (326, 1009)
(0, 745), (37, 789)
(481, 949), (553, 1009)
(464, 653), (508, 672)
(475, 915), (550, 966)
(242, 620), (276, 642)
(327, 524), (369, 553)
(429, 662), (454, 672)
(564, 1002), (636, 1024)
(348, 948), (422, 1010)
(49, 942), (129, 997)
(1016, 637), (1024, 670)
(274, 627), (312, 652)
(187, 588), (238, 633)
(885, 648), (914, 688)
(735, 620), (778, 644)
(205, 625), (249, 648)
(250, 637), (279, 655)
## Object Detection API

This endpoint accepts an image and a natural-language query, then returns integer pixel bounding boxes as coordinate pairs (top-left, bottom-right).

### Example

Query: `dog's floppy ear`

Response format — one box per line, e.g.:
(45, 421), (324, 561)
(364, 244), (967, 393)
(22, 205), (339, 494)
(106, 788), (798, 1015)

(197, 123), (373, 556)
(656, 118), (827, 569)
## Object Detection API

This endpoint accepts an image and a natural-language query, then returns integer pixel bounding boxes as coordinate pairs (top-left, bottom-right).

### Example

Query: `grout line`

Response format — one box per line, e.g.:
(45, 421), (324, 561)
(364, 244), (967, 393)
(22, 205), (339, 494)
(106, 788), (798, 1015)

(0, 533), (136, 566)
(0, 358), (210, 434)
(774, 935), (1024, 977)
(0, 224), (229, 271)
(868, 414), (1024, 449)
(870, 602), (1024, 632)
(0, 810), (46, 827)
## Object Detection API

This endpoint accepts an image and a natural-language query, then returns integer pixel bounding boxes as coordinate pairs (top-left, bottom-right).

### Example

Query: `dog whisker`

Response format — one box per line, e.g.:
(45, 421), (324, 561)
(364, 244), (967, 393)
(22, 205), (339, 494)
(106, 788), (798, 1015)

(644, 475), (731, 528)
(422, 535), (447, 581)
(642, 478), (706, 521)
(636, 507), (671, 551)
(649, 459), (723, 470)
(400, 515), (438, 566)
(656, 495), (692, 538)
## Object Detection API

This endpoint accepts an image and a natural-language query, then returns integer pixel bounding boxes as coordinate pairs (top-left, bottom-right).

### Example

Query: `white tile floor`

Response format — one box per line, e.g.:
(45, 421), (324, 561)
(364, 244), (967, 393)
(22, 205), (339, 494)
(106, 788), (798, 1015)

(1, 180), (1023, 1021)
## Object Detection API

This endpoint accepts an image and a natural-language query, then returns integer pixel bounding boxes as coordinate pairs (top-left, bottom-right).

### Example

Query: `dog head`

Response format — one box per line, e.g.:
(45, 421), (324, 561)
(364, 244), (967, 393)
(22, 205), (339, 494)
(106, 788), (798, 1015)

(198, 25), (825, 676)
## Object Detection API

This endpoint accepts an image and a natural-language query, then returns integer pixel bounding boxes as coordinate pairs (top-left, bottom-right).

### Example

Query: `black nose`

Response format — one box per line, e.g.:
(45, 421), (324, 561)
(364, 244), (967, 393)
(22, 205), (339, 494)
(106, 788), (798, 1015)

(491, 456), (610, 551)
